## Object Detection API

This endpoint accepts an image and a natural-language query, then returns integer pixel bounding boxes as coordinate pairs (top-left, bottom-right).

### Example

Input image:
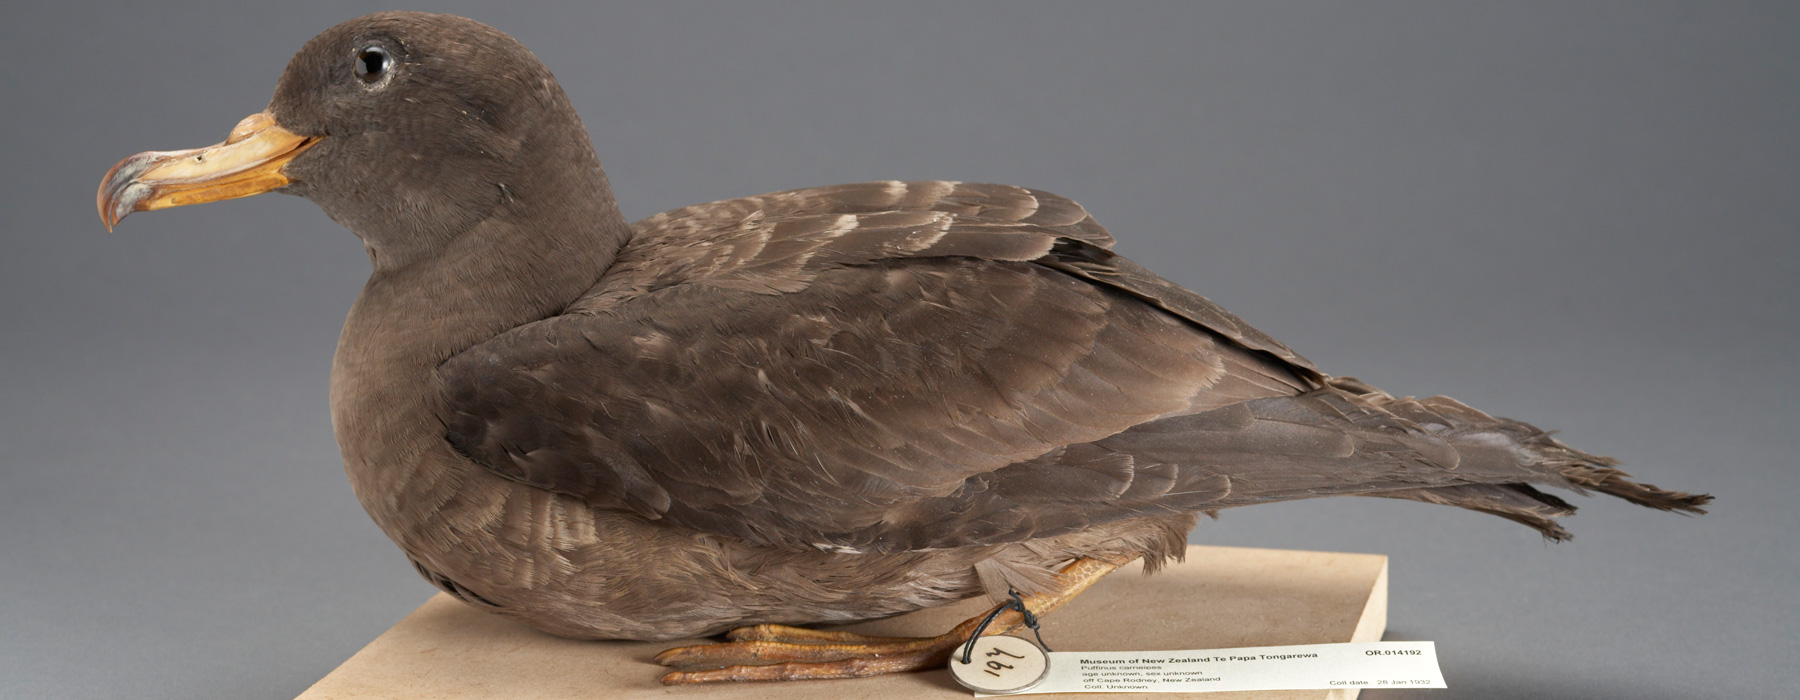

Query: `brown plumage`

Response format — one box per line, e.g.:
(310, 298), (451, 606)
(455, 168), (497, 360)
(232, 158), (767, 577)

(97, 11), (1708, 683)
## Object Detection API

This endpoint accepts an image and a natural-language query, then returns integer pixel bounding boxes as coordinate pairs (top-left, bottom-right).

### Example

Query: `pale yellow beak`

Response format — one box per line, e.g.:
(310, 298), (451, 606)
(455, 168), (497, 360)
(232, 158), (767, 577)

(97, 112), (320, 230)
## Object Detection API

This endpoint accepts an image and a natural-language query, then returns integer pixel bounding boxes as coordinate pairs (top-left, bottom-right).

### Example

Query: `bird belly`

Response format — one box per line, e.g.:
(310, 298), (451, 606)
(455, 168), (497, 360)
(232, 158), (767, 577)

(351, 438), (987, 640)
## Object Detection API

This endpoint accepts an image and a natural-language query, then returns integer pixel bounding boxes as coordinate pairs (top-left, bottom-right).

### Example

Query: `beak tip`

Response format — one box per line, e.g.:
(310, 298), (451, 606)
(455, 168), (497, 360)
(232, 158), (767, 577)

(96, 180), (130, 232)
(96, 189), (121, 231)
(97, 155), (133, 231)
(97, 153), (156, 231)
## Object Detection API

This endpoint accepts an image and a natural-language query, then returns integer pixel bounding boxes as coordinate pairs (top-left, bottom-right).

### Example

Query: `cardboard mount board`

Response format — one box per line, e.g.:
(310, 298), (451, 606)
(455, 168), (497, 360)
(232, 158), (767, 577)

(297, 545), (1389, 700)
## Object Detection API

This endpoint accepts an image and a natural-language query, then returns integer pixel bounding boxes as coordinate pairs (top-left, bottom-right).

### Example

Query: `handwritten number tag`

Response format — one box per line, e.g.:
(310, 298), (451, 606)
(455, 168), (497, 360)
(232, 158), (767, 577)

(949, 635), (1049, 694)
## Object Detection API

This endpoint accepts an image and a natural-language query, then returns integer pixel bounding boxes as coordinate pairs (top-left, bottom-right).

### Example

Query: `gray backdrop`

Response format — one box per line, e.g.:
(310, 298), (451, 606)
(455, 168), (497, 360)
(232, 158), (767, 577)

(2, 2), (1794, 698)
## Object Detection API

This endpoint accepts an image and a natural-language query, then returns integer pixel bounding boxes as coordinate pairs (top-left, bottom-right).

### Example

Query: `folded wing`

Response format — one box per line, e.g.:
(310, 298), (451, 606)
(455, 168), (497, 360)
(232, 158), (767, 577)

(438, 181), (1317, 550)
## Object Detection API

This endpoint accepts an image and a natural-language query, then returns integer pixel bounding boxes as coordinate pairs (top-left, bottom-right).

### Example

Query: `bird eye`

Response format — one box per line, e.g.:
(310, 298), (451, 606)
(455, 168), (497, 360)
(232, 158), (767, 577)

(354, 46), (389, 83)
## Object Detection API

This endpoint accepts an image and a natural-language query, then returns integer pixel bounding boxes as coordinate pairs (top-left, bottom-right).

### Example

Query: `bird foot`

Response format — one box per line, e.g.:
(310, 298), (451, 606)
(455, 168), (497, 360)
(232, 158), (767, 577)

(655, 626), (963, 683)
(653, 557), (1120, 684)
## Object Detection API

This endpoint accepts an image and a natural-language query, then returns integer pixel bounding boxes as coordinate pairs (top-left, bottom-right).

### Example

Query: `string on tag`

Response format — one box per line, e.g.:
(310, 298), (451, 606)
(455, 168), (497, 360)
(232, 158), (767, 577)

(959, 589), (1053, 665)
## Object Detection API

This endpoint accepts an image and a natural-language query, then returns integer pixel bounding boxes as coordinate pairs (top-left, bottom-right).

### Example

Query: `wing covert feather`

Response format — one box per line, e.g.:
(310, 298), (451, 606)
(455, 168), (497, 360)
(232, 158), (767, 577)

(440, 181), (1318, 550)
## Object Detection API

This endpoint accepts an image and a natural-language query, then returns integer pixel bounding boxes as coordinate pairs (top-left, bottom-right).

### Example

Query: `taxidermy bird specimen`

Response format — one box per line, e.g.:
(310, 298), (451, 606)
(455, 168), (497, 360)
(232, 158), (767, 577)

(98, 12), (1708, 684)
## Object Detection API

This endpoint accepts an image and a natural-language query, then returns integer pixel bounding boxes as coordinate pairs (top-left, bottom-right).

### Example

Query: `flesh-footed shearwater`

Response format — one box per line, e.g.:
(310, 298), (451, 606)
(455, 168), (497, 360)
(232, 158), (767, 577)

(97, 11), (1709, 684)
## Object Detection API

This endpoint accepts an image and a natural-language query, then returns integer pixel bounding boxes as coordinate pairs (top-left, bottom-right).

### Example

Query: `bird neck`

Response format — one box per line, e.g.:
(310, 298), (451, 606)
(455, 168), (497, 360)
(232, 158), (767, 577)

(337, 151), (630, 368)
(327, 140), (631, 509)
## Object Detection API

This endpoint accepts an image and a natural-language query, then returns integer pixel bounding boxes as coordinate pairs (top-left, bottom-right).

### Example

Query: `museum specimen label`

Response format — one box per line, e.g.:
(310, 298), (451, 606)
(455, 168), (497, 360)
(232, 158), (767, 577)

(977, 641), (1445, 695)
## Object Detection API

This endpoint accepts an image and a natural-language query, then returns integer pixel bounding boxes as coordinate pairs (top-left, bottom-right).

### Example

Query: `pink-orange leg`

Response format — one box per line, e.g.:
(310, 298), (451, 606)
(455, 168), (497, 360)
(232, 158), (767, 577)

(655, 557), (1119, 684)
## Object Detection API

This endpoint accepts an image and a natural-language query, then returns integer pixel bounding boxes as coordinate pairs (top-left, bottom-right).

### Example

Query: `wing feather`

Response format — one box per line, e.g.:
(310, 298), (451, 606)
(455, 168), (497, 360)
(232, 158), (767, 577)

(441, 181), (1319, 550)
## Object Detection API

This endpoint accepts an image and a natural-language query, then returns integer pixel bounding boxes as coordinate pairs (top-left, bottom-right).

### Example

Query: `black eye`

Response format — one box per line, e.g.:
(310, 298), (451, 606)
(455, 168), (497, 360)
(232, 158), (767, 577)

(354, 46), (389, 82)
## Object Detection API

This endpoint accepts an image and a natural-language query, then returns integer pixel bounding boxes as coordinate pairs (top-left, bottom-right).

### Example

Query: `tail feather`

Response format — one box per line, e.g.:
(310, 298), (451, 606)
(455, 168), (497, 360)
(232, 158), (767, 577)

(1371, 483), (1577, 540)
(1326, 375), (1712, 532)
(1560, 464), (1713, 514)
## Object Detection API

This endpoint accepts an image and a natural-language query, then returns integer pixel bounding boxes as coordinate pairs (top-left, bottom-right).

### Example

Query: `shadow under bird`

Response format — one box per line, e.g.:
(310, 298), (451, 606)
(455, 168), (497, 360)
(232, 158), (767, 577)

(97, 11), (1709, 685)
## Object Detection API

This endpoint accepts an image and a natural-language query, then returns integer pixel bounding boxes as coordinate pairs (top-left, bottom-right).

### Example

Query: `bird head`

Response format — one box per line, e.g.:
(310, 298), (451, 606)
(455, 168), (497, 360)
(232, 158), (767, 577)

(97, 12), (604, 267)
